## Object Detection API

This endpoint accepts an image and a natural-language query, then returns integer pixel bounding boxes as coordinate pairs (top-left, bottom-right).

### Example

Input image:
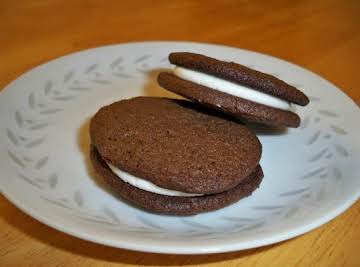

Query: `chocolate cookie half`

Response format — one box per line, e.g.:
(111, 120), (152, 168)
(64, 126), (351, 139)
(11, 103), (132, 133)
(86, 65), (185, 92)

(90, 97), (263, 215)
(158, 52), (310, 127)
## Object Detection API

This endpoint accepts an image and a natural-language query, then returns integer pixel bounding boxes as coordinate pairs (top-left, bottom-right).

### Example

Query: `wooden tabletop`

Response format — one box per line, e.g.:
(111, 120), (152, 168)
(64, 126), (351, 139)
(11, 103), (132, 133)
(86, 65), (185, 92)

(1, 1), (359, 266)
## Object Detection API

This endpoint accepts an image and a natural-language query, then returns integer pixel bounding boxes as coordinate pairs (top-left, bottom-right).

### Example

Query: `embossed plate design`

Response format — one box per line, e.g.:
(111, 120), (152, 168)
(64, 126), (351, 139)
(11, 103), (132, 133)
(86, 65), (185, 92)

(0, 42), (359, 254)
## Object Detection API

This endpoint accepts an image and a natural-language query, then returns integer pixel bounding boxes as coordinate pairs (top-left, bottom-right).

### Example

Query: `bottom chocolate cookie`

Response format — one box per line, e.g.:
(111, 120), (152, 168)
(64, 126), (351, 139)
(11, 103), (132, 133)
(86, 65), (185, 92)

(158, 72), (300, 127)
(90, 146), (264, 216)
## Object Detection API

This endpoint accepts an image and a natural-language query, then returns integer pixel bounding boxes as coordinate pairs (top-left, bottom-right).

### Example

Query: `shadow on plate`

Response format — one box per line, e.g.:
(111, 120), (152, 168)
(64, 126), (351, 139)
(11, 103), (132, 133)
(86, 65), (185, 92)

(245, 122), (288, 136)
(142, 68), (183, 99)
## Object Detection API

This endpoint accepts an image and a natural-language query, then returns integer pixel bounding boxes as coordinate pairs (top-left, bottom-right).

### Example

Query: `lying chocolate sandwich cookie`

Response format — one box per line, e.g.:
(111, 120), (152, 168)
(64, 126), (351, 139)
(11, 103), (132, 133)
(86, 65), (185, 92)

(90, 97), (263, 215)
(158, 52), (309, 127)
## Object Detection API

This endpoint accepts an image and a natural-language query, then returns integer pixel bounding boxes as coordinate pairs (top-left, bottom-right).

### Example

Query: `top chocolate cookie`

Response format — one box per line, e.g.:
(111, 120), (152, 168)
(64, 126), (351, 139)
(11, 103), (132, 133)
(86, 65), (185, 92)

(158, 52), (309, 127)
(90, 97), (262, 195)
(169, 52), (309, 105)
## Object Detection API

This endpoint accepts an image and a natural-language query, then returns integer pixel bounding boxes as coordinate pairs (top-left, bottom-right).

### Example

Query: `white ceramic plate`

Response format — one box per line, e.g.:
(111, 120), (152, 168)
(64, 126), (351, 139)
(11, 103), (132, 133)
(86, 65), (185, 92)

(1, 42), (359, 254)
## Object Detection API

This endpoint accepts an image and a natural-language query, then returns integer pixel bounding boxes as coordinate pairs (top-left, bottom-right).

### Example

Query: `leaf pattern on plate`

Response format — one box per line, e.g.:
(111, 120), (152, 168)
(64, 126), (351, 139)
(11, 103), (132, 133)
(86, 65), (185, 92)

(137, 216), (163, 230)
(25, 136), (46, 148)
(237, 221), (265, 232)
(300, 167), (326, 179)
(220, 216), (256, 223)
(75, 215), (118, 226)
(318, 110), (337, 117)
(8, 151), (26, 168)
(330, 125), (347, 135)
(252, 205), (285, 210)
(6, 128), (19, 146)
(284, 206), (299, 219)
(35, 156), (49, 169)
(18, 174), (43, 190)
(48, 173), (58, 189)
(64, 70), (75, 83)
(84, 64), (98, 74)
(134, 54), (151, 63)
(73, 190), (84, 207)
(44, 80), (53, 95)
(28, 93), (35, 109)
(181, 219), (213, 229)
(110, 57), (123, 68)
(53, 96), (75, 101)
(41, 196), (73, 210)
(325, 153), (333, 159)
(307, 130), (321, 145)
(279, 188), (309, 197)
(29, 123), (49, 130)
(40, 108), (62, 115)
(334, 144), (349, 157)
(103, 206), (121, 223)
(15, 111), (24, 128)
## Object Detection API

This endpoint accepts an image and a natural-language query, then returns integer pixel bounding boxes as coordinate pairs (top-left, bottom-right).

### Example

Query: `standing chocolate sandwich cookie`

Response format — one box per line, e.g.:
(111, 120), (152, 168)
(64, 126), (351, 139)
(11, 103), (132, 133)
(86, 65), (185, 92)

(158, 52), (309, 127)
(90, 97), (263, 215)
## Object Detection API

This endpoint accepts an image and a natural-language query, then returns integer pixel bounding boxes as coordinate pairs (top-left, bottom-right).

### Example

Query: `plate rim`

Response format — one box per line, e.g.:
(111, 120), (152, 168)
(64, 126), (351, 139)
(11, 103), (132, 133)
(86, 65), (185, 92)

(1, 41), (359, 254)
(2, 185), (359, 254)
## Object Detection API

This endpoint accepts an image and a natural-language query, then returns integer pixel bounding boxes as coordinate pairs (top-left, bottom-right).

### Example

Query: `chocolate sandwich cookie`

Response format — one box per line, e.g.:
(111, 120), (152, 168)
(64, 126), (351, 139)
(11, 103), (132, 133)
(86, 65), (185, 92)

(157, 52), (309, 127)
(90, 97), (263, 215)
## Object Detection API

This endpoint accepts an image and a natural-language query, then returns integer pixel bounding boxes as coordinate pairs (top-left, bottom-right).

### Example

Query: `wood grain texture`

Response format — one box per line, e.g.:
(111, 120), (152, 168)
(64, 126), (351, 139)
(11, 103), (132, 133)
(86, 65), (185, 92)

(0, 0), (359, 266)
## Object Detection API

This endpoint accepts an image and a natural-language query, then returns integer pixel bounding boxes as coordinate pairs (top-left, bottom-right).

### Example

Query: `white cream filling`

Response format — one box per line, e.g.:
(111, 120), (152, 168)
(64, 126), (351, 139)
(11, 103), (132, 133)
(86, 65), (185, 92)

(106, 162), (203, 197)
(173, 67), (291, 111)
